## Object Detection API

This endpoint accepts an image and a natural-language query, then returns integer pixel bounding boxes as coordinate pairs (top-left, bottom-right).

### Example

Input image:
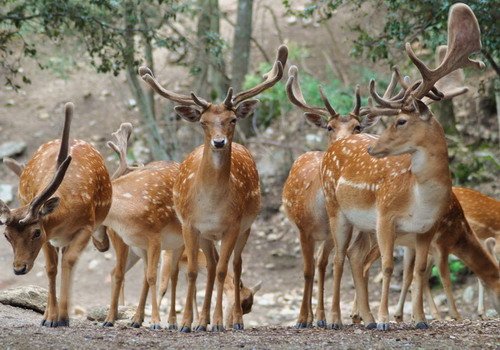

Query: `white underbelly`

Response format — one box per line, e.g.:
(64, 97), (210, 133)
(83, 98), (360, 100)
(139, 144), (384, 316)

(160, 228), (184, 250)
(342, 207), (377, 233)
(49, 236), (72, 248)
(395, 212), (439, 234)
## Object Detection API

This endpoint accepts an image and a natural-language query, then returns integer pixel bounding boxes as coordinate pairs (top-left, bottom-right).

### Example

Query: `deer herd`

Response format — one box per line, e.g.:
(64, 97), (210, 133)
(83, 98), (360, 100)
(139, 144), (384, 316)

(0, 3), (498, 333)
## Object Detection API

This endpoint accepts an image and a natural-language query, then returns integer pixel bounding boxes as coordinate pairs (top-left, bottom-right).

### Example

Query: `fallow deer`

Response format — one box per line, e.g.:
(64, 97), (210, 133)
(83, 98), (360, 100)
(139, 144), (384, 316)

(139, 45), (288, 332)
(0, 103), (112, 327)
(320, 3), (486, 330)
(282, 64), (379, 328)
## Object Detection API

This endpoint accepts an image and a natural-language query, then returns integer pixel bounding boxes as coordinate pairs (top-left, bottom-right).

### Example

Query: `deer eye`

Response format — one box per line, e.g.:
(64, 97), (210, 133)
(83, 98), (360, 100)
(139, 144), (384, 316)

(32, 229), (41, 239)
(353, 125), (361, 133)
(230, 118), (237, 125)
(4, 233), (11, 242)
(396, 119), (407, 127)
(327, 126), (334, 131)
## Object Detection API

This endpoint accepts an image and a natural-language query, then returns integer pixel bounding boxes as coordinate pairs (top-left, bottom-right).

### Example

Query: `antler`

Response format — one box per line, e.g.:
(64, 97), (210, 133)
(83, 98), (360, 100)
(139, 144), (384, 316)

(408, 3), (484, 100)
(3, 158), (25, 177)
(230, 45), (288, 107)
(286, 65), (329, 116)
(107, 123), (140, 180)
(139, 66), (209, 109)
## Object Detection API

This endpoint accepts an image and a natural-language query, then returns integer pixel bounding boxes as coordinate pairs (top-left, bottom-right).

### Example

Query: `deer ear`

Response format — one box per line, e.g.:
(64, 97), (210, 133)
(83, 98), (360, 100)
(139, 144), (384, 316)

(39, 197), (60, 217)
(304, 113), (327, 129)
(0, 200), (11, 225)
(360, 116), (381, 130)
(235, 99), (259, 119)
(414, 99), (431, 121)
(174, 106), (201, 123)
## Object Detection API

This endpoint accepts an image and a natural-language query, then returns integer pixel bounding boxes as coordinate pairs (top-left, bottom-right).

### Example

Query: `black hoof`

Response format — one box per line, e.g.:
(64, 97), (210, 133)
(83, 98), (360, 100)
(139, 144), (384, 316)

(233, 323), (244, 331)
(195, 325), (207, 332)
(327, 323), (342, 330)
(102, 321), (114, 327)
(295, 322), (309, 329)
(149, 323), (162, 330)
(365, 322), (377, 330)
(41, 319), (58, 328)
(316, 320), (327, 328)
(376, 322), (390, 331)
(211, 325), (225, 332)
(180, 326), (191, 333)
(57, 319), (69, 327)
(130, 322), (142, 328)
(168, 324), (178, 330)
(416, 322), (429, 330)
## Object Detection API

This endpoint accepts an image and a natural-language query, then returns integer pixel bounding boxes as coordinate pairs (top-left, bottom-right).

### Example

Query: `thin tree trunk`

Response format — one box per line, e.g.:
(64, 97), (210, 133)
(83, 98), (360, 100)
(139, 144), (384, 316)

(232, 0), (254, 136)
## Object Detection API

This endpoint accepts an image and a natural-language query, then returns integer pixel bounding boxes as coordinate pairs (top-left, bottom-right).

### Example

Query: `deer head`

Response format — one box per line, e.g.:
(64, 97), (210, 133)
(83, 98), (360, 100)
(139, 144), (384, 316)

(286, 65), (364, 142)
(362, 3), (484, 158)
(140, 45), (288, 151)
(0, 103), (73, 275)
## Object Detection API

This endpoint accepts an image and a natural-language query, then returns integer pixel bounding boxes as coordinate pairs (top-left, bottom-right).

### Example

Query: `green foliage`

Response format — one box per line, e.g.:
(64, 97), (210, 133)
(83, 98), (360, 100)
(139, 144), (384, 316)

(430, 258), (469, 288)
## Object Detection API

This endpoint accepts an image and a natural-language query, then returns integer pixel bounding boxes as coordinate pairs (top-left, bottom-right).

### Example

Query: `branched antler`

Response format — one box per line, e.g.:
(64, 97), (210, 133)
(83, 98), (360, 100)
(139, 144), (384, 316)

(107, 123), (141, 180)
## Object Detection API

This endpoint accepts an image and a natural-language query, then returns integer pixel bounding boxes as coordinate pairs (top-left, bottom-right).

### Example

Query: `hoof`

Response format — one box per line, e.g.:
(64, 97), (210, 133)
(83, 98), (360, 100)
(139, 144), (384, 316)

(316, 320), (327, 328)
(327, 323), (342, 330)
(376, 322), (390, 331)
(233, 323), (244, 331)
(168, 324), (178, 331)
(194, 325), (207, 332)
(394, 315), (403, 323)
(149, 323), (162, 330)
(180, 326), (191, 333)
(211, 325), (225, 332)
(365, 322), (377, 330)
(57, 319), (69, 327)
(102, 321), (114, 327)
(295, 322), (309, 329)
(415, 321), (429, 330)
(41, 319), (58, 328)
(130, 322), (142, 328)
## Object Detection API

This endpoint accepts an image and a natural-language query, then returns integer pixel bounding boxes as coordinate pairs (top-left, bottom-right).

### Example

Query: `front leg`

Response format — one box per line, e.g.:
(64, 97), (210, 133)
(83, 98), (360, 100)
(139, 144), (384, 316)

(166, 247), (184, 330)
(58, 229), (91, 326)
(231, 228), (251, 330)
(145, 239), (162, 330)
(296, 227), (315, 329)
(435, 248), (461, 320)
(196, 239), (217, 331)
(411, 230), (433, 329)
(41, 243), (59, 327)
(179, 225), (200, 333)
(375, 216), (396, 331)
(315, 238), (333, 328)
(130, 263), (149, 328)
(394, 247), (415, 322)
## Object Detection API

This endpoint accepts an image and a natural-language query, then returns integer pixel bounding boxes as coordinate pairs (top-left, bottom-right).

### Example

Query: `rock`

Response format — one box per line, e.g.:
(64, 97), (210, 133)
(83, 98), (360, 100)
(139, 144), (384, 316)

(38, 112), (50, 120)
(0, 285), (48, 313)
(0, 184), (13, 204)
(0, 141), (27, 159)
(485, 309), (497, 318)
(87, 305), (136, 322)
(462, 285), (474, 303)
(267, 232), (284, 242)
(74, 305), (86, 316)
(6, 99), (15, 106)
(127, 98), (137, 108)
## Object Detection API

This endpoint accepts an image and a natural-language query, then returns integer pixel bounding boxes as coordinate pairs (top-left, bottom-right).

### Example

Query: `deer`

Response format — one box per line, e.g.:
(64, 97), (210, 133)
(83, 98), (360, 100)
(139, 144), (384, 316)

(101, 124), (260, 330)
(0, 102), (112, 327)
(282, 64), (380, 328)
(319, 3), (488, 330)
(139, 44), (288, 332)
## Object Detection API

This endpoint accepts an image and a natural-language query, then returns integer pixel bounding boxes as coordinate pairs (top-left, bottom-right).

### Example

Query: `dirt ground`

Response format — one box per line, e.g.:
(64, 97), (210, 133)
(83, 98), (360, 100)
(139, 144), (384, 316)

(0, 1), (499, 349)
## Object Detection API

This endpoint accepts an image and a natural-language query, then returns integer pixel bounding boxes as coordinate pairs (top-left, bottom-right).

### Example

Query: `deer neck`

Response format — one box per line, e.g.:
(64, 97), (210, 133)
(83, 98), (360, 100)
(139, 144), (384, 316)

(197, 140), (232, 189)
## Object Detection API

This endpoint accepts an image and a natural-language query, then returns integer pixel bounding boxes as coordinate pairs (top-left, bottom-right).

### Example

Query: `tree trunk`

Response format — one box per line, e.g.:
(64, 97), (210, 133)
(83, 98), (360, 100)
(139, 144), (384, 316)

(232, 0), (254, 136)
(123, 0), (168, 160)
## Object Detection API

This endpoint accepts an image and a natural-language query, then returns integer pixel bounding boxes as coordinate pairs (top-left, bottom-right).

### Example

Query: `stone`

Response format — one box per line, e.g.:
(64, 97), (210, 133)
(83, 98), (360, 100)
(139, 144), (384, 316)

(462, 285), (474, 303)
(0, 285), (48, 313)
(6, 99), (15, 106)
(38, 112), (50, 120)
(87, 305), (136, 322)
(0, 141), (27, 159)
(0, 184), (13, 204)
(74, 305), (86, 316)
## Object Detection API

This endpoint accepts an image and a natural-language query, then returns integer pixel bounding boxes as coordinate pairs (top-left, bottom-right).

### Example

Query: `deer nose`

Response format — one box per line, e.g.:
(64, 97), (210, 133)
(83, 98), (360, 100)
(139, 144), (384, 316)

(13, 264), (28, 275)
(367, 146), (374, 155)
(212, 138), (226, 149)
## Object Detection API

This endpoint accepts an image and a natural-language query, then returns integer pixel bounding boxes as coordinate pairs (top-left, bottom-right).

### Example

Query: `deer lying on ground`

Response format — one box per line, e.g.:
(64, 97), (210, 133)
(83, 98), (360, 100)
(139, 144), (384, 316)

(282, 65), (378, 328)
(320, 3), (488, 330)
(140, 45), (287, 332)
(101, 124), (259, 329)
(0, 103), (112, 327)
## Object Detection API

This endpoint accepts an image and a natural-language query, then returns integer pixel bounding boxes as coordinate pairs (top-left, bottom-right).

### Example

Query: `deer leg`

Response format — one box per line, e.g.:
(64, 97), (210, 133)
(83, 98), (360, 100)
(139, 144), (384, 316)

(130, 252), (149, 328)
(394, 247), (415, 322)
(145, 239), (162, 330)
(296, 228), (315, 329)
(231, 228), (251, 330)
(166, 248), (183, 330)
(375, 217), (396, 331)
(58, 229), (91, 326)
(477, 278), (485, 318)
(315, 238), (333, 328)
(212, 229), (239, 332)
(179, 225), (200, 333)
(159, 250), (173, 307)
(411, 231), (433, 329)
(103, 230), (129, 327)
(436, 249), (461, 320)
(348, 232), (376, 329)
(424, 256), (441, 320)
(196, 239), (217, 331)
(41, 243), (59, 327)
(329, 213), (353, 330)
